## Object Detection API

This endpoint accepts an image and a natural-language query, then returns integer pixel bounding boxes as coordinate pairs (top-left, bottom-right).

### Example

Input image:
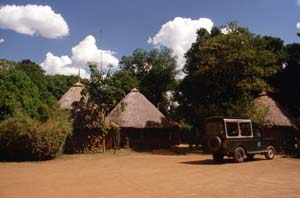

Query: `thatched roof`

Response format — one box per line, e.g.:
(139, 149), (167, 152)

(58, 82), (85, 110)
(254, 92), (298, 129)
(106, 88), (175, 129)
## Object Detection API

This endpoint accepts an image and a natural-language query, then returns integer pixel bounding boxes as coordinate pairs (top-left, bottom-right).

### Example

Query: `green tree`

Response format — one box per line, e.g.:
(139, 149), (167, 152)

(110, 70), (140, 98)
(46, 74), (79, 99)
(0, 69), (51, 121)
(0, 59), (65, 121)
(87, 64), (139, 113)
(261, 36), (287, 64)
(272, 43), (300, 117)
(16, 60), (48, 90)
(120, 48), (177, 113)
(16, 60), (56, 107)
(0, 59), (18, 70)
(0, 59), (73, 161)
(178, 23), (279, 123)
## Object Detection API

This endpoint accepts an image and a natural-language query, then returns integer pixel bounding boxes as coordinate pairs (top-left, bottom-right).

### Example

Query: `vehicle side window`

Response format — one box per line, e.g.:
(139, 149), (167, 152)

(226, 122), (239, 136)
(240, 122), (252, 136)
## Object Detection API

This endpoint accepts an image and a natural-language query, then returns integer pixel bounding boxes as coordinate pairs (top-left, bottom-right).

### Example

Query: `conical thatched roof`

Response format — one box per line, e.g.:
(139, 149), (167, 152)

(106, 88), (175, 128)
(58, 82), (85, 110)
(254, 92), (298, 129)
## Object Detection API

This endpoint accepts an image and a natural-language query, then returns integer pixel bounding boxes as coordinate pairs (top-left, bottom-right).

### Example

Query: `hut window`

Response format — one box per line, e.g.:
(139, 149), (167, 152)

(226, 122), (238, 137)
(240, 122), (252, 136)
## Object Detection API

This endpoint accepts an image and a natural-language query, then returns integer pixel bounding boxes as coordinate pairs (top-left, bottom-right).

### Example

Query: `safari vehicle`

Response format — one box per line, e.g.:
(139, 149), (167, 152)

(204, 117), (276, 163)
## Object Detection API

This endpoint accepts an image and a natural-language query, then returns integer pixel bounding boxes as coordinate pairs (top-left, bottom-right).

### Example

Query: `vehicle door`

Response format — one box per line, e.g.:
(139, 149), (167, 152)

(238, 121), (257, 152)
(224, 119), (240, 151)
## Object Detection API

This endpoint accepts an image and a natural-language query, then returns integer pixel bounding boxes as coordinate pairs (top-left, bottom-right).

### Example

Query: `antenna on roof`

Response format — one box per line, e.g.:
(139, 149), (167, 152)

(100, 30), (103, 73)
(78, 66), (81, 82)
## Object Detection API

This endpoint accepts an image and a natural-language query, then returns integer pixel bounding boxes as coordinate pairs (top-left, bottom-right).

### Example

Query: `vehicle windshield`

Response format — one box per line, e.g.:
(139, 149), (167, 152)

(205, 120), (224, 136)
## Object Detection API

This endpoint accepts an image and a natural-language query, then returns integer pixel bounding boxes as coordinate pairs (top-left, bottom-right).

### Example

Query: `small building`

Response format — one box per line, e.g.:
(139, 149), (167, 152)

(255, 92), (299, 152)
(106, 88), (178, 149)
(59, 82), (112, 153)
(58, 81), (86, 110)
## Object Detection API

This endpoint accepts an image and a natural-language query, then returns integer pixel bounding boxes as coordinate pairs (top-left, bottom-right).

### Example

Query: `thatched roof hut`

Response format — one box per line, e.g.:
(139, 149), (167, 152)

(255, 92), (299, 153)
(58, 82), (85, 110)
(106, 88), (175, 129)
(254, 92), (298, 129)
(106, 88), (178, 149)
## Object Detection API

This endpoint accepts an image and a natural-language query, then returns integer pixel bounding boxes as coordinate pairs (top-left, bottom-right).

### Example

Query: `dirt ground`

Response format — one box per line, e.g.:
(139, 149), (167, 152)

(1, 152), (300, 198)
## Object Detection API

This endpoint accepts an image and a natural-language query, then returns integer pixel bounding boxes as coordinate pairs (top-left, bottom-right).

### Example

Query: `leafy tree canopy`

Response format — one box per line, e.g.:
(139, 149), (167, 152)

(46, 74), (79, 99)
(272, 43), (300, 117)
(15, 60), (56, 107)
(178, 23), (280, 123)
(0, 59), (18, 70)
(0, 59), (74, 121)
(87, 64), (139, 113)
(0, 68), (51, 121)
(120, 48), (177, 114)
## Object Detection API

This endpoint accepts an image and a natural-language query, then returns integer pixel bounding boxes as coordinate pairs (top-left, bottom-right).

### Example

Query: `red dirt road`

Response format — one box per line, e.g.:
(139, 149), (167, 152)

(1, 153), (300, 198)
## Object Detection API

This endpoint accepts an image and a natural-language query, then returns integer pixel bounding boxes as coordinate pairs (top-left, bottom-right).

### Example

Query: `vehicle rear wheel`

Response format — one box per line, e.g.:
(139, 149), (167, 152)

(265, 146), (276, 160)
(246, 154), (255, 161)
(213, 153), (224, 162)
(208, 136), (222, 153)
(234, 147), (246, 163)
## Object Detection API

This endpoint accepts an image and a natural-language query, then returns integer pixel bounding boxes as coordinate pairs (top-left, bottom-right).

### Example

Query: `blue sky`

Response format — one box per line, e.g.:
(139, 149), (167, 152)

(0, 0), (300, 77)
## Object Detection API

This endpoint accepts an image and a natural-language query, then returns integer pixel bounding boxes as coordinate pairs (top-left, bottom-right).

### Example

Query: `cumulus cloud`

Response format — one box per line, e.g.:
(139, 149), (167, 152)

(40, 35), (119, 78)
(148, 17), (213, 76)
(40, 52), (91, 78)
(297, 22), (300, 29)
(0, 38), (4, 44)
(71, 35), (119, 69)
(0, 4), (69, 38)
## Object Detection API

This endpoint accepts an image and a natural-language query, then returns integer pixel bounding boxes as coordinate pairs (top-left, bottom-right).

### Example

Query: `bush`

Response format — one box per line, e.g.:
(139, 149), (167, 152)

(0, 111), (72, 161)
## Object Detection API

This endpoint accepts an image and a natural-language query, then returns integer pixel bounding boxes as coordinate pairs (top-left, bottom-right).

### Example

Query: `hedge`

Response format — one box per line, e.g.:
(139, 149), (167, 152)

(0, 111), (72, 161)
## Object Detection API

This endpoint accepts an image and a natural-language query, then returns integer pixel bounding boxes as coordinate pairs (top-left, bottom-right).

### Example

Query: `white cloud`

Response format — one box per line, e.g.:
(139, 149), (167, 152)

(71, 35), (119, 70)
(0, 4), (69, 38)
(40, 52), (91, 78)
(148, 17), (213, 77)
(297, 22), (300, 29)
(0, 38), (4, 44)
(40, 35), (119, 78)
(297, 0), (300, 6)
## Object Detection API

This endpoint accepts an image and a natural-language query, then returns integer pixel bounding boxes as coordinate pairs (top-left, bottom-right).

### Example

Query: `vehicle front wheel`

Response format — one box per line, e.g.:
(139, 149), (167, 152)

(234, 147), (246, 163)
(213, 153), (224, 162)
(265, 146), (276, 160)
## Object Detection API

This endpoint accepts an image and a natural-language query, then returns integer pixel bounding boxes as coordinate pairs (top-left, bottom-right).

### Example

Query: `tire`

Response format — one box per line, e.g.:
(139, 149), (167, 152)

(265, 145), (276, 160)
(208, 136), (222, 153)
(234, 147), (246, 163)
(213, 153), (224, 162)
(246, 154), (255, 161)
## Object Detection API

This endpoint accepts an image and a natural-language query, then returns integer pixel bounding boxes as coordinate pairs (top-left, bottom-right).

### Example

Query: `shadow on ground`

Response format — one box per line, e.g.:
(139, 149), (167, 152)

(180, 158), (265, 165)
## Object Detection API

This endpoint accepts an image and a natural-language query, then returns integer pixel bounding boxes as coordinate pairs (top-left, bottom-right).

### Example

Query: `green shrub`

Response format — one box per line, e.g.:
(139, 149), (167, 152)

(0, 111), (72, 161)
(0, 115), (35, 161)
